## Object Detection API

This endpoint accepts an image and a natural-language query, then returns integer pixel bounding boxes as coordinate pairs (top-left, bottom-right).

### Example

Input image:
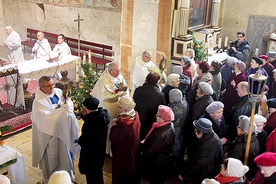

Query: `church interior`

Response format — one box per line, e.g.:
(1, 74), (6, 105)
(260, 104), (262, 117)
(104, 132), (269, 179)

(1, 0), (276, 183)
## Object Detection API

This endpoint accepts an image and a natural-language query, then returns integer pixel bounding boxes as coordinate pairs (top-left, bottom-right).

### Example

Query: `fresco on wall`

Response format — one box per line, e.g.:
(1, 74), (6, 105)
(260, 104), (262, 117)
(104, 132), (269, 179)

(33, 0), (121, 10)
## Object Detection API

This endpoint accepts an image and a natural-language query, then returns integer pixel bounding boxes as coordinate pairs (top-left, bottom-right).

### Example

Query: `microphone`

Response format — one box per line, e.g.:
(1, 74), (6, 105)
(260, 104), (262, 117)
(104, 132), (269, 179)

(35, 40), (52, 62)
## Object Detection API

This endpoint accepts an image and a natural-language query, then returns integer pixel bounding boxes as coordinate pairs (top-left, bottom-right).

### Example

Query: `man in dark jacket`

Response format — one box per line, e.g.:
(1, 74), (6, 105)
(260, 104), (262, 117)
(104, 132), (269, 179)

(78, 97), (110, 184)
(227, 81), (252, 142)
(226, 30), (250, 64)
(180, 118), (223, 184)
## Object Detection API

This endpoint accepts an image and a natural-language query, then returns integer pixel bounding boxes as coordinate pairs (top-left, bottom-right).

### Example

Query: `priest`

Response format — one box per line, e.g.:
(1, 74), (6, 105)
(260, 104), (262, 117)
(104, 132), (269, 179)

(31, 76), (80, 183)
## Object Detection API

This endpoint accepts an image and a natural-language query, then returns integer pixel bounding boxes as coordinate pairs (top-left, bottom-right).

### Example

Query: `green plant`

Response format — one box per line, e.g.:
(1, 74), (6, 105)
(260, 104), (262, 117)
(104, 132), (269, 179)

(192, 31), (207, 61)
(70, 62), (102, 116)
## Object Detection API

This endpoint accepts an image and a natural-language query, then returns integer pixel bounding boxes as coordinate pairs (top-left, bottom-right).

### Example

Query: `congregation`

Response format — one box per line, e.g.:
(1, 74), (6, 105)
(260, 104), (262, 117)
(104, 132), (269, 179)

(3, 26), (276, 184)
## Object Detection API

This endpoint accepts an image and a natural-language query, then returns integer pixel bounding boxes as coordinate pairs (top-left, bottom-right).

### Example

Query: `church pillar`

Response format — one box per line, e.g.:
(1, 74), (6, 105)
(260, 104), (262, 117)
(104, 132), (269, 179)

(211, 0), (221, 28)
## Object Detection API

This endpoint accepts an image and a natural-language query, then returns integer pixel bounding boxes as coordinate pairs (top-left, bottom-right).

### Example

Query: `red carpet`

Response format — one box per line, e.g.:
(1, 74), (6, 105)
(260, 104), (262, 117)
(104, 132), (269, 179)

(0, 78), (38, 137)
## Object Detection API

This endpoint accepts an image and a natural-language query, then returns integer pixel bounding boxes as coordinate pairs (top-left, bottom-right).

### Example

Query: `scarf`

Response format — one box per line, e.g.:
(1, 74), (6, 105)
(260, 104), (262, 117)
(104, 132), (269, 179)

(145, 121), (171, 139)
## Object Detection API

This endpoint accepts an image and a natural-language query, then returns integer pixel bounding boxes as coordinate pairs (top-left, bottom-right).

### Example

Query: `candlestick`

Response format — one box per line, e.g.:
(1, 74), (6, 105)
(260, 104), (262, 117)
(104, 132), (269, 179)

(224, 37), (228, 48)
(76, 59), (79, 81)
(218, 37), (222, 49)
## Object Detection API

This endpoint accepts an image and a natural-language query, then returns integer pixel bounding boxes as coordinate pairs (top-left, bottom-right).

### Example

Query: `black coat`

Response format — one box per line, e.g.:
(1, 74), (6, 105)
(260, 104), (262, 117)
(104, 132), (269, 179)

(201, 113), (226, 139)
(133, 83), (165, 139)
(191, 131), (223, 184)
(78, 108), (110, 174)
(264, 173), (276, 184)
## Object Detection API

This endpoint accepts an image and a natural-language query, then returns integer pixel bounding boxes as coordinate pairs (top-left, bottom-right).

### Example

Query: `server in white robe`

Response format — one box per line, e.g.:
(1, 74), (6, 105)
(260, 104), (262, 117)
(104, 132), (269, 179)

(3, 26), (25, 63)
(31, 76), (80, 183)
(92, 62), (129, 156)
(32, 31), (52, 59)
(53, 34), (71, 58)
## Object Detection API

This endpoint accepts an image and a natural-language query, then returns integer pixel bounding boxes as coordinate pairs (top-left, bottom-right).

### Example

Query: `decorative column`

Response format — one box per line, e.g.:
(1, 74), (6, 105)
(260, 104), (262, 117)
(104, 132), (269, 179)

(178, 0), (190, 37)
(211, 0), (221, 28)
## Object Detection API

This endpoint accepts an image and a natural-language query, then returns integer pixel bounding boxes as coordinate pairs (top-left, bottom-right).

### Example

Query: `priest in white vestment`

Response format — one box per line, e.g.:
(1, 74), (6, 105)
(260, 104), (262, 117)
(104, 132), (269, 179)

(32, 31), (52, 59)
(53, 34), (71, 59)
(131, 50), (166, 96)
(3, 26), (25, 63)
(92, 62), (129, 156)
(31, 76), (80, 183)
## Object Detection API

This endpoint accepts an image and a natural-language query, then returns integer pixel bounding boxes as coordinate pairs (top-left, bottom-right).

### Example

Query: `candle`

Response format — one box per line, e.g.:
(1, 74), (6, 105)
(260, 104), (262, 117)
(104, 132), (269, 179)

(224, 37), (228, 48)
(218, 37), (222, 49)
(83, 53), (86, 62)
(88, 50), (92, 63)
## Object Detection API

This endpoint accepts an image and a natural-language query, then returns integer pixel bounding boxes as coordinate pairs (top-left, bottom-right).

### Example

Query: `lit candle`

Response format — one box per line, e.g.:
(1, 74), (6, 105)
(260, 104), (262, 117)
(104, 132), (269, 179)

(88, 50), (92, 63)
(83, 53), (86, 62)
(218, 37), (222, 49)
(224, 37), (228, 48)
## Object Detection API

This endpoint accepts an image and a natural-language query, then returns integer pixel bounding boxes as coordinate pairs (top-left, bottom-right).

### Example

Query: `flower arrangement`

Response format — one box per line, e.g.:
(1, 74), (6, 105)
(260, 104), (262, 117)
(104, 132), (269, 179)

(192, 31), (207, 62)
(71, 62), (102, 116)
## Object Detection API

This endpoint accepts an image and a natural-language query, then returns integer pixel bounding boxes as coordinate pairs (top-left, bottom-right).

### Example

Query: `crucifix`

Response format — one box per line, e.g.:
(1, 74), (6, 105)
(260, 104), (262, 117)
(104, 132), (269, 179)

(74, 14), (84, 57)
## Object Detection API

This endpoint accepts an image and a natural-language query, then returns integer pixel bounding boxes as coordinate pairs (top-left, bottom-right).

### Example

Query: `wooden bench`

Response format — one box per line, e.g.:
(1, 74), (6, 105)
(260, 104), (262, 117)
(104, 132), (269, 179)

(21, 28), (113, 70)
(66, 37), (113, 71)
(21, 28), (58, 50)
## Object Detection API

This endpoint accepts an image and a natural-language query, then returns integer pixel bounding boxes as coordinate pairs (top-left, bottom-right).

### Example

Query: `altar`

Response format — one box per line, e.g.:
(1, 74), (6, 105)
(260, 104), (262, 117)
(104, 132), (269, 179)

(0, 55), (81, 110)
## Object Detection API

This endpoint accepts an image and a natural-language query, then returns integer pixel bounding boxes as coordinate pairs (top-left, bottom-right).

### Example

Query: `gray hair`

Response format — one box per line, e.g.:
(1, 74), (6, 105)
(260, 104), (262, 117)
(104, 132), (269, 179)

(38, 76), (51, 86)
(5, 26), (13, 31)
(169, 89), (182, 102)
(107, 62), (119, 70)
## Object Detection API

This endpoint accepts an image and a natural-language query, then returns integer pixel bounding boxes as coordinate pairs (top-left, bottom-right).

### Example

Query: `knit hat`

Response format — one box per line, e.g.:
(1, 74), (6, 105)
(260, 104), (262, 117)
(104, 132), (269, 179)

(267, 98), (276, 108)
(206, 101), (224, 114)
(237, 115), (256, 134)
(169, 88), (182, 102)
(158, 105), (174, 122)
(199, 82), (213, 95)
(118, 96), (136, 111)
(236, 60), (246, 72)
(182, 56), (191, 66)
(268, 51), (276, 58)
(198, 61), (210, 73)
(227, 56), (238, 65)
(259, 55), (269, 61)
(201, 179), (220, 184)
(0, 175), (10, 184)
(211, 60), (222, 72)
(48, 170), (71, 184)
(172, 66), (183, 75)
(227, 158), (249, 177)
(252, 56), (263, 65)
(83, 96), (99, 110)
(193, 118), (212, 134)
(254, 114), (267, 125)
(254, 152), (276, 166)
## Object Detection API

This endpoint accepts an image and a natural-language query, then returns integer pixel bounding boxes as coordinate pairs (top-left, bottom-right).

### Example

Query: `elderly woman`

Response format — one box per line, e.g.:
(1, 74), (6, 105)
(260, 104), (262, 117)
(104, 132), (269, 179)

(202, 101), (227, 145)
(180, 55), (193, 89)
(254, 114), (267, 154)
(168, 89), (189, 172)
(110, 96), (141, 184)
(193, 60), (213, 88)
(245, 56), (267, 78)
(162, 73), (180, 105)
(227, 115), (259, 180)
(171, 66), (190, 98)
(215, 158), (249, 184)
(222, 60), (247, 120)
(133, 71), (165, 140)
(251, 152), (276, 184)
(141, 105), (175, 184)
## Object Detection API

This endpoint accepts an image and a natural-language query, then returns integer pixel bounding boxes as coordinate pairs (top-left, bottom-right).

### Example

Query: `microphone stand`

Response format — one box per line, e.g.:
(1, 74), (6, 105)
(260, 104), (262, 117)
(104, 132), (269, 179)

(35, 40), (52, 62)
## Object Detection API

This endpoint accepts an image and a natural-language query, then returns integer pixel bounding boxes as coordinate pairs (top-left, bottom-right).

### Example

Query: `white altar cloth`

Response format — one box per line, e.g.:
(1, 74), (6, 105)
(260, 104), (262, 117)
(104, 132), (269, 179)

(0, 145), (26, 184)
(17, 54), (81, 80)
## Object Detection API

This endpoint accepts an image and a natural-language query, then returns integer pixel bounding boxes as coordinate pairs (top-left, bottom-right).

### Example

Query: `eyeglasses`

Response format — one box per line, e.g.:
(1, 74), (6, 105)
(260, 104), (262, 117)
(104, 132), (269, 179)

(112, 69), (120, 73)
(156, 114), (161, 118)
(42, 84), (54, 88)
(237, 35), (243, 38)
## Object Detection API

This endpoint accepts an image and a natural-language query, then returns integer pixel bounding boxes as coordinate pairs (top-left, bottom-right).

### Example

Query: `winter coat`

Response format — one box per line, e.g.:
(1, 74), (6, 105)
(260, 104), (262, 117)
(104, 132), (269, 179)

(78, 108), (110, 174)
(201, 113), (226, 139)
(133, 83), (165, 139)
(265, 111), (276, 136)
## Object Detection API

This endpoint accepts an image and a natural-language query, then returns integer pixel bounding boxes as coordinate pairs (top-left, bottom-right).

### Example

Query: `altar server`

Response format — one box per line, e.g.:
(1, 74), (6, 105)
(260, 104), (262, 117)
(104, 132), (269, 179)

(31, 76), (80, 183)
(4, 26), (25, 63)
